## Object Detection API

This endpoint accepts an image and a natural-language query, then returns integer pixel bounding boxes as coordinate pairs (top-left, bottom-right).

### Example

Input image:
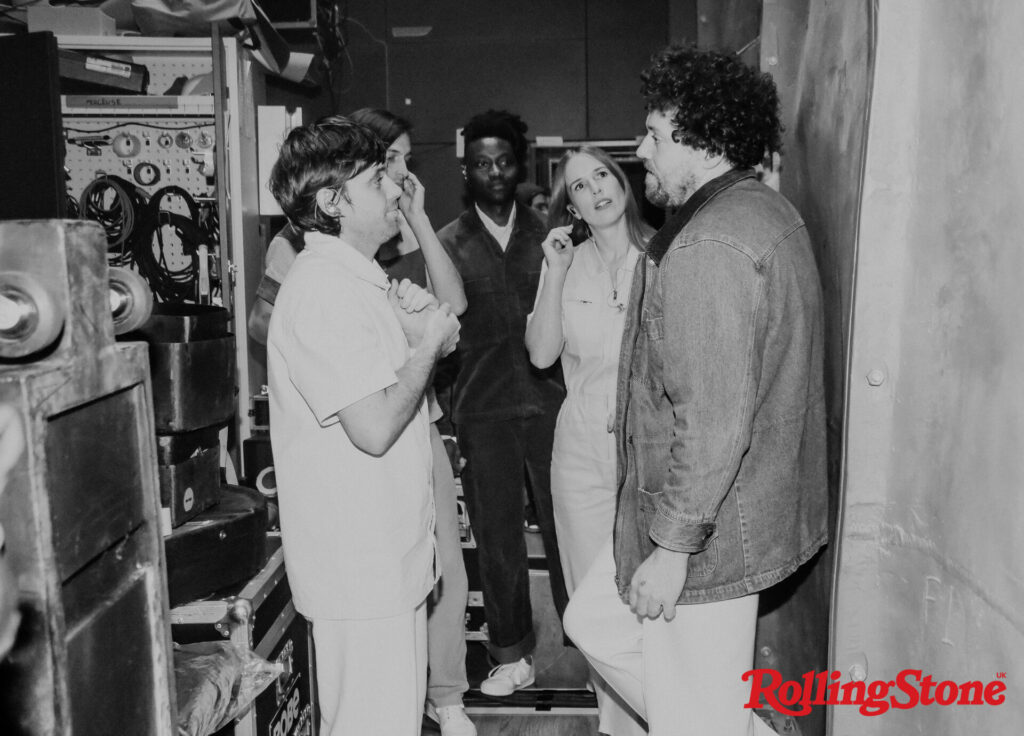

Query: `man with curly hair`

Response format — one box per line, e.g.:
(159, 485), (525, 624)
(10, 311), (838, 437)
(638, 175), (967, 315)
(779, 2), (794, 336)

(564, 45), (828, 734)
(437, 109), (568, 696)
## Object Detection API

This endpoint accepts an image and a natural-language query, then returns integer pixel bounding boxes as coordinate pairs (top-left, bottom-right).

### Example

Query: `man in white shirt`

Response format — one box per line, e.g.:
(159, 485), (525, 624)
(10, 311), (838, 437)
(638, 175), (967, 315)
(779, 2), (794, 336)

(266, 116), (460, 736)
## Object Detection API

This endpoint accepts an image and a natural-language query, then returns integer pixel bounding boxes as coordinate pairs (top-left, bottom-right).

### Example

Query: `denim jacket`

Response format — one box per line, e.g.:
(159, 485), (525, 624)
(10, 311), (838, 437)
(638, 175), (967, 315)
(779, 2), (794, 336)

(437, 205), (565, 423)
(613, 170), (828, 604)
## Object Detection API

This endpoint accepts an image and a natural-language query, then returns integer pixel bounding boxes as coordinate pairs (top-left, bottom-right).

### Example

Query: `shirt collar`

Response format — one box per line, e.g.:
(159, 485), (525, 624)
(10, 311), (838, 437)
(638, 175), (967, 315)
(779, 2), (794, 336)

(475, 202), (517, 249)
(645, 168), (755, 266)
(303, 230), (390, 289)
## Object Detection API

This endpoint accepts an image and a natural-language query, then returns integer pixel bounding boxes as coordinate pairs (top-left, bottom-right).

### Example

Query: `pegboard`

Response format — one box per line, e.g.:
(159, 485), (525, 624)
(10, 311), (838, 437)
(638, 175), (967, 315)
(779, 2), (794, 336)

(129, 53), (212, 95)
(64, 117), (216, 200)
(64, 115), (219, 301)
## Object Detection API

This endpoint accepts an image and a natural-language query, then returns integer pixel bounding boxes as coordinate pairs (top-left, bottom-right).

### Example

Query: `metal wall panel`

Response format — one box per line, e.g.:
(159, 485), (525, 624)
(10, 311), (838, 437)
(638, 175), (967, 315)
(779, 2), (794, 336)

(833, 1), (1024, 733)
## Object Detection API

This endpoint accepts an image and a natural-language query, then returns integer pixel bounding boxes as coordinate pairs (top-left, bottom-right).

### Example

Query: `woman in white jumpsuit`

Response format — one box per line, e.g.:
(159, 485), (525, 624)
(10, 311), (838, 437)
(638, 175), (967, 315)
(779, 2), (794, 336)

(525, 146), (653, 736)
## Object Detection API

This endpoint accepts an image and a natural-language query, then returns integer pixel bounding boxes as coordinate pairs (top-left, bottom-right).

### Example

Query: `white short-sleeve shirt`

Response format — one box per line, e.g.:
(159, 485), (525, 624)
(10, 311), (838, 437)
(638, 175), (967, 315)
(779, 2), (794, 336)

(267, 232), (435, 620)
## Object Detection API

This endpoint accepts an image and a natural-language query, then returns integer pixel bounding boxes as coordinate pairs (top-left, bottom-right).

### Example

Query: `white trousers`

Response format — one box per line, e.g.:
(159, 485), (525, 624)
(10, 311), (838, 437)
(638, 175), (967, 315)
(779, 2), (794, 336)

(552, 402), (648, 735)
(564, 541), (777, 736)
(551, 400), (618, 594)
(312, 600), (427, 736)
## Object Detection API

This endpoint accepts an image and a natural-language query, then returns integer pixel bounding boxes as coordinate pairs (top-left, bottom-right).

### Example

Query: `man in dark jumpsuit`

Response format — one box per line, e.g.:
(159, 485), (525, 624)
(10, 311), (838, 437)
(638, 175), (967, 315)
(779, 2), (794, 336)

(437, 109), (568, 696)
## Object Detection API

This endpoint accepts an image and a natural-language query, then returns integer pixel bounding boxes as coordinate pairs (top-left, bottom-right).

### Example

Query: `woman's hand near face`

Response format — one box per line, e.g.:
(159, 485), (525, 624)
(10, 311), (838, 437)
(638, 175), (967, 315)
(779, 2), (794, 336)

(541, 225), (576, 273)
(397, 172), (426, 220)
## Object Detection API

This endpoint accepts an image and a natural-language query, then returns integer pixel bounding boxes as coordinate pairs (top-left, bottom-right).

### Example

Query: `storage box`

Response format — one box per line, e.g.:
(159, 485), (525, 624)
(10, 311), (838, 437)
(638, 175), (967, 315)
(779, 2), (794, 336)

(129, 304), (235, 433)
(57, 48), (149, 94)
(148, 335), (237, 432)
(164, 485), (269, 608)
(157, 428), (221, 528)
(157, 425), (222, 465)
(171, 545), (316, 736)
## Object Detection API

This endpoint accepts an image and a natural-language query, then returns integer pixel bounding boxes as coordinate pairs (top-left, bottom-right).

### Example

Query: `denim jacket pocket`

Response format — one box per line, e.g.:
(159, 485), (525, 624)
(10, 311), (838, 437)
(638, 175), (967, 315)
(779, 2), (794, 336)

(633, 437), (669, 494)
(642, 314), (664, 340)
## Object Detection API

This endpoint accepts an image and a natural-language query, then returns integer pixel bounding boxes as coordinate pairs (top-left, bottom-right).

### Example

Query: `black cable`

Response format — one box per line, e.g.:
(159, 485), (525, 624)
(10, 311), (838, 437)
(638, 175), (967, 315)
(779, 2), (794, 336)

(133, 185), (206, 303)
(77, 176), (218, 303)
(65, 122), (214, 135)
(79, 175), (148, 267)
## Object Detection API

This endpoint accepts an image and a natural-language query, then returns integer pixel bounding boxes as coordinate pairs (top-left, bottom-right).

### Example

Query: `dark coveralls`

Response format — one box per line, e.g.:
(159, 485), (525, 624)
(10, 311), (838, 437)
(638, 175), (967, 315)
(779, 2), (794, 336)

(437, 205), (569, 663)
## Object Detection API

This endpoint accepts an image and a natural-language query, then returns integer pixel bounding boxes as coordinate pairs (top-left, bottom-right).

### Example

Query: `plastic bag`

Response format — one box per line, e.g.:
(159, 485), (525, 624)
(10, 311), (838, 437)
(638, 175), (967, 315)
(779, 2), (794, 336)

(174, 640), (283, 736)
(130, 0), (257, 36)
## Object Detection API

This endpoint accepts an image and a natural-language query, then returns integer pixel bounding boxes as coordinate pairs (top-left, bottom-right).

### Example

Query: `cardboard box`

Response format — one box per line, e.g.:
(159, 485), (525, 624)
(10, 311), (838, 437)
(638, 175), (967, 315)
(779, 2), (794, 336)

(58, 48), (149, 94)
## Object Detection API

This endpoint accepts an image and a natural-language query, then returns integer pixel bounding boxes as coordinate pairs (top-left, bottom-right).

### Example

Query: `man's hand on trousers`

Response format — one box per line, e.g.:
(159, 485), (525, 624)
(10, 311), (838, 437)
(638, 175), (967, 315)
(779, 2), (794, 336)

(628, 546), (690, 621)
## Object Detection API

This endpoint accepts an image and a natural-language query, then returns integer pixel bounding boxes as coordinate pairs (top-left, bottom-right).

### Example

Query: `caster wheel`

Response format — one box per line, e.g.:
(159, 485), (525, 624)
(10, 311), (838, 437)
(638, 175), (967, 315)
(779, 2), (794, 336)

(0, 271), (64, 359)
(108, 267), (154, 335)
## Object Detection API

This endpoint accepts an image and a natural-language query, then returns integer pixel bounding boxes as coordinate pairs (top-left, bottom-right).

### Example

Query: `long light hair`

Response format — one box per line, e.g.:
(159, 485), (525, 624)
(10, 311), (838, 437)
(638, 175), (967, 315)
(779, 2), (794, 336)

(547, 146), (654, 248)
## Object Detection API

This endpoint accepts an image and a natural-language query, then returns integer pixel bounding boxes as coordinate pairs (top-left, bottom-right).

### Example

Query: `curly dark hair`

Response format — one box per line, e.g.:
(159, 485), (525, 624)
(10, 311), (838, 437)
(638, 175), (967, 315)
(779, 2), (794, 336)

(269, 115), (385, 236)
(461, 109), (529, 174)
(640, 44), (782, 169)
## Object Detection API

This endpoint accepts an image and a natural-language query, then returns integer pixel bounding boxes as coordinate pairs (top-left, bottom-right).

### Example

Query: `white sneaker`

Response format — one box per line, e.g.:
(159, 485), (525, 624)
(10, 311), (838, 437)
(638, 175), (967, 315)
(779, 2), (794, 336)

(426, 703), (477, 736)
(479, 657), (535, 696)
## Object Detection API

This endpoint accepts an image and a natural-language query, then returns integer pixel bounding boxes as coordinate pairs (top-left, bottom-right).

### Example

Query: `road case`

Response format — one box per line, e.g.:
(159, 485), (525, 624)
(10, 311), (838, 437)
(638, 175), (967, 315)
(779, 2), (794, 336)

(171, 544), (316, 736)
(164, 484), (269, 608)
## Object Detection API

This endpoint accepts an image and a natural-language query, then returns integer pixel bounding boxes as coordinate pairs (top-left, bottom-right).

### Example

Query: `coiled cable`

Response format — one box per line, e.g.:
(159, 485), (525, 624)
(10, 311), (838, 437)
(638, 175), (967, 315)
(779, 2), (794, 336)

(79, 175), (147, 267)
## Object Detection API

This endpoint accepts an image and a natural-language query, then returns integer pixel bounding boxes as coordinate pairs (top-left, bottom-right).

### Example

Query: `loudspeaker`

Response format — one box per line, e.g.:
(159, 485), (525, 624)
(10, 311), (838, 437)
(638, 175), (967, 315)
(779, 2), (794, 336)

(0, 32), (67, 220)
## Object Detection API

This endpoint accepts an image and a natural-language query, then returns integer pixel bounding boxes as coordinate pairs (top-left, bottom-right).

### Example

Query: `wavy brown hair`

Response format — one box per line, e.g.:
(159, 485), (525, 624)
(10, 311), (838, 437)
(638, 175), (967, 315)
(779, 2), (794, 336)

(269, 115), (385, 236)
